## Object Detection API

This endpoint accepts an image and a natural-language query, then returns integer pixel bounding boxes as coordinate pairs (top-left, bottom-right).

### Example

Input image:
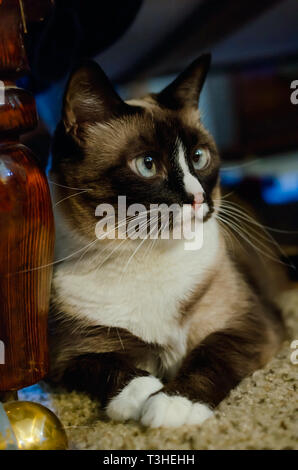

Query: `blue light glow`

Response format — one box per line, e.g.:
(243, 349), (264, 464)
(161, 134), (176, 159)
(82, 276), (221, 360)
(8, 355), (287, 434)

(262, 173), (298, 204)
(220, 168), (243, 186)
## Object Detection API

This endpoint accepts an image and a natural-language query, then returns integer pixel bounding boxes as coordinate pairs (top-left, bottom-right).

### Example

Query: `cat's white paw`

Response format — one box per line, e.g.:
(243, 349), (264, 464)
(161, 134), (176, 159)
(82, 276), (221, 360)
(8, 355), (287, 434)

(106, 376), (163, 422)
(141, 392), (213, 428)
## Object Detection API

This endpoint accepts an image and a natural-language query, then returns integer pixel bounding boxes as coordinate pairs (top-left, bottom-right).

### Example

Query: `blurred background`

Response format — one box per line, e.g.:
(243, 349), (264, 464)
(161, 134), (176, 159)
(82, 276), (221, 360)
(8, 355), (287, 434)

(22, 0), (298, 279)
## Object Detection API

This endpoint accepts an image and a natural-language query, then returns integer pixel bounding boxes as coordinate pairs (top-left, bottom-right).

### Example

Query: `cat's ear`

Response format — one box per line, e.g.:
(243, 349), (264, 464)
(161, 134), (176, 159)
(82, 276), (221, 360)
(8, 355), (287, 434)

(63, 60), (127, 140)
(157, 53), (211, 110)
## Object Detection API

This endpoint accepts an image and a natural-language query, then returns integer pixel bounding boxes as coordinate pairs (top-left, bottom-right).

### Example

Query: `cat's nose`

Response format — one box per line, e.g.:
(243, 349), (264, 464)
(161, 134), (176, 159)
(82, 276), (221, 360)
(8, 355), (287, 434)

(192, 192), (204, 210)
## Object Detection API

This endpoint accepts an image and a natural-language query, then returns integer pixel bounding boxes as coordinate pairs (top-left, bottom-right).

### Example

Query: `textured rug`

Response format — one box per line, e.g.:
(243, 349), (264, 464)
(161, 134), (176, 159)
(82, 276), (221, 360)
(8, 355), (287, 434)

(20, 289), (298, 450)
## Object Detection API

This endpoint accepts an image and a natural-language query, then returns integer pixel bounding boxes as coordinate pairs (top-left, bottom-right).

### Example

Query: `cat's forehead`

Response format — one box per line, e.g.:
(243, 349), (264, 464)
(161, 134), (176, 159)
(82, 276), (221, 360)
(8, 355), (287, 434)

(84, 97), (203, 162)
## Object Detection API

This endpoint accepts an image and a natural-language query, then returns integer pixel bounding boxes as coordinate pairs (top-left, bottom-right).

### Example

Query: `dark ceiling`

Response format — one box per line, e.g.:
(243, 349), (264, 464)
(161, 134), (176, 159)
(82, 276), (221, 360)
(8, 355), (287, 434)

(95, 0), (298, 83)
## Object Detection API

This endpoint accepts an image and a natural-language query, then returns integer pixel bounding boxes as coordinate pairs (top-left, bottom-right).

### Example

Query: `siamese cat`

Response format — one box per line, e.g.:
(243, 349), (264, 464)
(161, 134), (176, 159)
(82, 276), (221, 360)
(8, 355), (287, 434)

(49, 54), (286, 428)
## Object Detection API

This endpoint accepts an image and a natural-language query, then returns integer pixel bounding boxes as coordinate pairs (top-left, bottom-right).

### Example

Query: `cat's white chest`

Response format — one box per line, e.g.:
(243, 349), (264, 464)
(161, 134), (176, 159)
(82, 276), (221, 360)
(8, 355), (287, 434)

(54, 219), (219, 372)
(55, 246), (191, 344)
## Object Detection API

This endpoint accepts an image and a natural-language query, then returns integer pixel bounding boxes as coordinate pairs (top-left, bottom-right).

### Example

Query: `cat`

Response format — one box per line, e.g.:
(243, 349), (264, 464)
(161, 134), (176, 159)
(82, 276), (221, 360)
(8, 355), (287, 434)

(48, 54), (287, 428)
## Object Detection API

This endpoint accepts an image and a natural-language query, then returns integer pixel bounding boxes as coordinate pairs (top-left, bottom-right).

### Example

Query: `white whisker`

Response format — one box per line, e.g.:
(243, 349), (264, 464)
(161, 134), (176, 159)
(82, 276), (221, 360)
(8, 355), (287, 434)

(120, 216), (159, 276)
(215, 213), (290, 267)
(48, 180), (92, 192)
(217, 201), (291, 262)
(55, 190), (90, 206)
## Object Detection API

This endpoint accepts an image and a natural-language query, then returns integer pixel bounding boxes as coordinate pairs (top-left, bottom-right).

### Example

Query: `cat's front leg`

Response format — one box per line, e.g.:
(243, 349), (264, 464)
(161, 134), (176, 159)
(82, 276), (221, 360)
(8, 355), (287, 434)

(141, 323), (278, 428)
(60, 352), (163, 422)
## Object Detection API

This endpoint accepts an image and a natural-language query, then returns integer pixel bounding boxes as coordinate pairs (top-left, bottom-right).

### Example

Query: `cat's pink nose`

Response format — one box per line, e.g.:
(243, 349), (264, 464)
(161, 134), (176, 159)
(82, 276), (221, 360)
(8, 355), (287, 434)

(192, 192), (204, 210)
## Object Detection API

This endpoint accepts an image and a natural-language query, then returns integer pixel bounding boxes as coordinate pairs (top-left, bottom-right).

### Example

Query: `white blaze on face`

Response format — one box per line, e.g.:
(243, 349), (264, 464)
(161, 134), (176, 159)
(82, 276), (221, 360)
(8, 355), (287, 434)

(177, 142), (204, 196)
(176, 141), (209, 218)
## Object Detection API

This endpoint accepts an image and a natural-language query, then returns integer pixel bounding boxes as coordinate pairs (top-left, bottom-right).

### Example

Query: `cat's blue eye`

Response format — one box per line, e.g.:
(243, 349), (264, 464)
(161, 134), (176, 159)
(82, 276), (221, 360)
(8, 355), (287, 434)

(133, 155), (157, 178)
(192, 148), (210, 170)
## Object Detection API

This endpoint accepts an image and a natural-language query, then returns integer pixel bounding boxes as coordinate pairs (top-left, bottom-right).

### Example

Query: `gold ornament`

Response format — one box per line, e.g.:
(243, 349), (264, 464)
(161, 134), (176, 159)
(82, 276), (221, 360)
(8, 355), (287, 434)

(0, 401), (68, 450)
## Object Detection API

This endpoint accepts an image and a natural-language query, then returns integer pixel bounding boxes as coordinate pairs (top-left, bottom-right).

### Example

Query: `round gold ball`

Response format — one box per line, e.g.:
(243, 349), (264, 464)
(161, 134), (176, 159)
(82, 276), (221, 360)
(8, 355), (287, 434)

(2, 401), (68, 450)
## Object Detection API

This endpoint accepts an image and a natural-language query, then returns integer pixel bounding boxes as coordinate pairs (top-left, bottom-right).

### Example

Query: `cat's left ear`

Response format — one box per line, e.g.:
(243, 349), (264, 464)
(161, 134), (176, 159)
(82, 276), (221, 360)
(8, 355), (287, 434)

(157, 53), (211, 110)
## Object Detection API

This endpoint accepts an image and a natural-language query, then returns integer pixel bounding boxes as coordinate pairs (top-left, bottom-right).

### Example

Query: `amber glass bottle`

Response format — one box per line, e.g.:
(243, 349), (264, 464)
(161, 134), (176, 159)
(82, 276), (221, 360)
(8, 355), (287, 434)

(0, 0), (54, 393)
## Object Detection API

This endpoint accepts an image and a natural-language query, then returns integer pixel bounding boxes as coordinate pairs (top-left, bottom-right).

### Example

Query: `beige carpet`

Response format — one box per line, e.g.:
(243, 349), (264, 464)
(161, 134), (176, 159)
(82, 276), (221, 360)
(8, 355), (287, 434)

(20, 289), (298, 450)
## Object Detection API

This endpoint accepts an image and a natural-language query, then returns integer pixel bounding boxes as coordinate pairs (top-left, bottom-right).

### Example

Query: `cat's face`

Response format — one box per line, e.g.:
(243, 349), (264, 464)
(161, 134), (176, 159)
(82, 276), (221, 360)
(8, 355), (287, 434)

(52, 55), (221, 240)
